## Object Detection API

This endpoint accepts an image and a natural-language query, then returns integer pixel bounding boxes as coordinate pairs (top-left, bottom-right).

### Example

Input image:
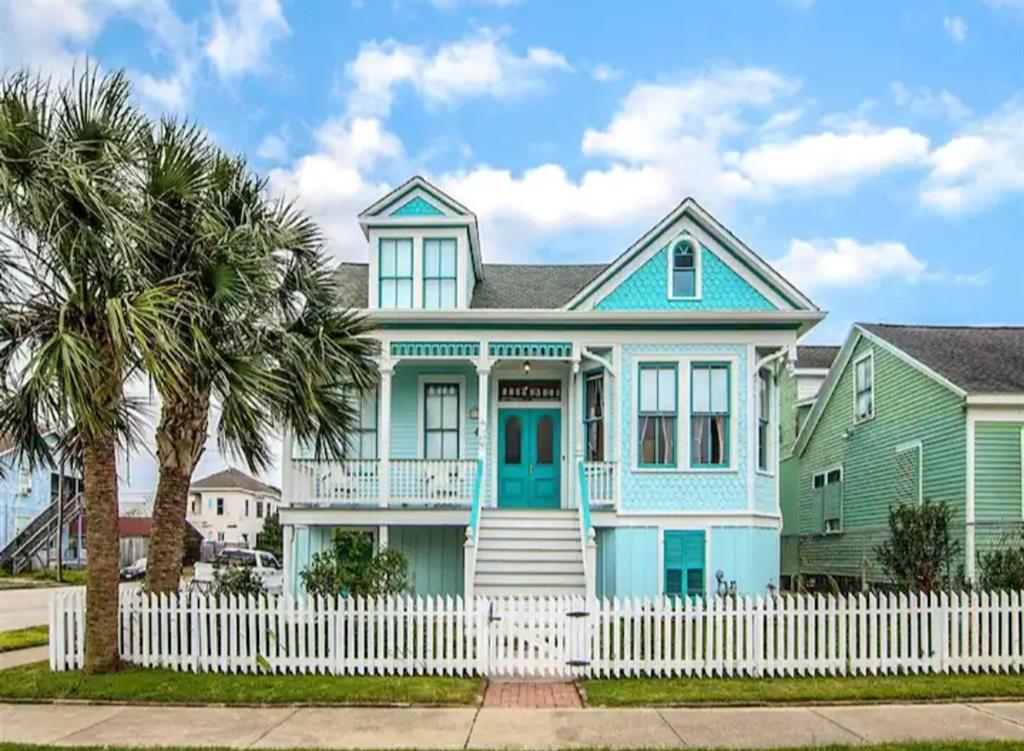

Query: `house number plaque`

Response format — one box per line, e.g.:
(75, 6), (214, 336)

(498, 380), (562, 402)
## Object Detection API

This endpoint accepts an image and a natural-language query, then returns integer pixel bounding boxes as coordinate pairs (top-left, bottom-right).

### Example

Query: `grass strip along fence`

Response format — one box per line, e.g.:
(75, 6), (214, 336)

(50, 588), (1023, 679)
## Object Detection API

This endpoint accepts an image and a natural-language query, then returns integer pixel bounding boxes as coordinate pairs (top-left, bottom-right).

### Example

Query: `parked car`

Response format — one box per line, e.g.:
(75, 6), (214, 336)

(120, 557), (146, 582)
(192, 548), (283, 594)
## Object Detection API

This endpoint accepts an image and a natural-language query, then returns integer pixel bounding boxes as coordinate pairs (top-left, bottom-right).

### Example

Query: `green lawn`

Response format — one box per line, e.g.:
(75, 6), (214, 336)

(584, 672), (1024, 706)
(0, 569), (87, 587)
(0, 743), (1021, 751)
(0, 626), (48, 653)
(0, 661), (483, 706)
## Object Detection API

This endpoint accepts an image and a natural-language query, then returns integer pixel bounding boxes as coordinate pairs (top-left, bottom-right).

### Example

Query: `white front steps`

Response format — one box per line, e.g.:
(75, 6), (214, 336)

(473, 509), (585, 597)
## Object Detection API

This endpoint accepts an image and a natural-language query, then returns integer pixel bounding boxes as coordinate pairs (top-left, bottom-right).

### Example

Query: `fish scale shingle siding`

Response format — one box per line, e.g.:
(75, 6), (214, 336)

(797, 336), (967, 579)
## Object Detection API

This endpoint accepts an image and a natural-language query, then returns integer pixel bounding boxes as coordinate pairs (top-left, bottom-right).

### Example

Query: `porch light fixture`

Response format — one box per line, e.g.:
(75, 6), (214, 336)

(523, 360), (531, 374)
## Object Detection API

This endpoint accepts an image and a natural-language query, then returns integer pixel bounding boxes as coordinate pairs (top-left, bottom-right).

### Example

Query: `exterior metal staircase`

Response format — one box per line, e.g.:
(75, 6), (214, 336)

(472, 509), (586, 597)
(0, 492), (83, 574)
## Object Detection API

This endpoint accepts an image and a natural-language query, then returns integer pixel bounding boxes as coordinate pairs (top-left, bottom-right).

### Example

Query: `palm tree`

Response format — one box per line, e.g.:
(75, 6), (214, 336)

(141, 128), (378, 593)
(0, 68), (183, 672)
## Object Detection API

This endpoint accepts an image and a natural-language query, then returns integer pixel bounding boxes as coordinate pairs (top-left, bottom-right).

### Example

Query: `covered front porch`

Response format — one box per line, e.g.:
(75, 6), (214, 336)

(282, 339), (619, 512)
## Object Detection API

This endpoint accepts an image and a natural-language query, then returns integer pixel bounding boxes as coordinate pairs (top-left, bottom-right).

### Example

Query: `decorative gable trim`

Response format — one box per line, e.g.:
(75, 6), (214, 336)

(794, 325), (967, 457)
(566, 198), (817, 313)
(390, 196), (444, 217)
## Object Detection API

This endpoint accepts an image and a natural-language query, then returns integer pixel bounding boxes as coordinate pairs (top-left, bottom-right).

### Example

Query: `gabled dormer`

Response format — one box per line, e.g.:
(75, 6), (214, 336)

(359, 176), (483, 310)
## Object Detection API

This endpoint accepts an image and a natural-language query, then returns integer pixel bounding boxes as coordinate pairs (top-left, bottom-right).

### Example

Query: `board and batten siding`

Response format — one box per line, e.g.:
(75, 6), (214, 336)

(797, 335), (967, 580)
(389, 525), (465, 597)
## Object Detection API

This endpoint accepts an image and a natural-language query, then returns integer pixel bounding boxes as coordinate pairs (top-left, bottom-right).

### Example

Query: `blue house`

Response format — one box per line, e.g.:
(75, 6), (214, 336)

(279, 176), (822, 599)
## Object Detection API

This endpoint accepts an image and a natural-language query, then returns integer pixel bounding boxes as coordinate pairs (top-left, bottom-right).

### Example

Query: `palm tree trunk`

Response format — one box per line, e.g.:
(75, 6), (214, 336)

(82, 430), (121, 674)
(145, 391), (210, 593)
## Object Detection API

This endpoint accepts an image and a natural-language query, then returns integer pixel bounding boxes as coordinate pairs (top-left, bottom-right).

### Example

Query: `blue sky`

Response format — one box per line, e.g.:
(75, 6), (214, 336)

(2, 0), (1022, 489)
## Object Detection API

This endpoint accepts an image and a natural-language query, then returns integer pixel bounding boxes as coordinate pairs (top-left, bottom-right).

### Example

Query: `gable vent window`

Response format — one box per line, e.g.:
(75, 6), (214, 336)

(670, 236), (698, 298)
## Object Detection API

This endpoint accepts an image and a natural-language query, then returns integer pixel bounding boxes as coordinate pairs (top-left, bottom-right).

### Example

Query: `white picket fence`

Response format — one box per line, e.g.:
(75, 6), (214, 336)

(50, 589), (1023, 678)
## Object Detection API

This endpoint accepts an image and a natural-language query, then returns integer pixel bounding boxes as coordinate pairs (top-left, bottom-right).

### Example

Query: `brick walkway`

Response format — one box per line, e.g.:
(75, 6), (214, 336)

(483, 681), (582, 708)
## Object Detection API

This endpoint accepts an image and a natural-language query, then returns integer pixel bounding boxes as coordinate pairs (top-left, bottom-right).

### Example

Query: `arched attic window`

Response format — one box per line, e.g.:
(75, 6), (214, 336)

(669, 235), (699, 299)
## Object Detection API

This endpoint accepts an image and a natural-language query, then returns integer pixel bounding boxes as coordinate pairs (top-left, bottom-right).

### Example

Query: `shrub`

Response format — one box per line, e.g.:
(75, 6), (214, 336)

(256, 512), (283, 559)
(875, 499), (961, 592)
(976, 533), (1024, 590)
(300, 530), (409, 598)
(213, 565), (265, 598)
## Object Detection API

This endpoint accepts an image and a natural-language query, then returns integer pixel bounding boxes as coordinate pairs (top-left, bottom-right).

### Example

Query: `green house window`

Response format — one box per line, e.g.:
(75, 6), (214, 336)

(814, 468), (843, 533)
(344, 388), (378, 460)
(638, 363), (677, 467)
(854, 352), (874, 422)
(664, 530), (705, 597)
(423, 238), (457, 309)
(424, 383), (460, 459)
(691, 363), (730, 467)
(379, 238), (413, 308)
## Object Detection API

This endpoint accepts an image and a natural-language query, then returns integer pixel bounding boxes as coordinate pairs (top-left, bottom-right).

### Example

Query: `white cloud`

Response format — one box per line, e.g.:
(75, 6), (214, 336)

(256, 133), (289, 162)
(205, 0), (290, 81)
(345, 29), (570, 116)
(759, 107), (805, 132)
(891, 82), (971, 121)
(731, 128), (930, 190)
(773, 238), (927, 289)
(591, 64), (624, 83)
(944, 15), (968, 43)
(921, 99), (1024, 213)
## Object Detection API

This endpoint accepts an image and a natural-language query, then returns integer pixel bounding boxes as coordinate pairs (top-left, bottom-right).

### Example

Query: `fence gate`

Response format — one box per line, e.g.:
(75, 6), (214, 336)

(484, 596), (591, 678)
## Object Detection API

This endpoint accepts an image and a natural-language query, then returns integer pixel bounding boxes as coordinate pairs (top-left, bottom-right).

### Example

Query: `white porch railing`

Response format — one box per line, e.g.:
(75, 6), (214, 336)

(391, 459), (477, 504)
(583, 461), (617, 505)
(292, 460), (380, 504)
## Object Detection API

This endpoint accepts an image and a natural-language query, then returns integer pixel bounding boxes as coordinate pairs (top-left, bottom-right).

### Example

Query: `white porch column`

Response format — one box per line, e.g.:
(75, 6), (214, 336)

(477, 366), (490, 462)
(280, 422), (294, 504)
(570, 356), (583, 509)
(379, 360), (394, 507)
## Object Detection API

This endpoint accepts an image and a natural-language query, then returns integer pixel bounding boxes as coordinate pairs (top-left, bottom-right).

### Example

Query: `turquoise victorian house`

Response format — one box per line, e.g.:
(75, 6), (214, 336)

(279, 176), (822, 599)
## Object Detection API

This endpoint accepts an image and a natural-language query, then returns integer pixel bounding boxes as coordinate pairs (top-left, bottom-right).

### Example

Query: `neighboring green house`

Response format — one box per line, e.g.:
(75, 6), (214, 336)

(779, 345), (839, 585)
(787, 324), (1024, 587)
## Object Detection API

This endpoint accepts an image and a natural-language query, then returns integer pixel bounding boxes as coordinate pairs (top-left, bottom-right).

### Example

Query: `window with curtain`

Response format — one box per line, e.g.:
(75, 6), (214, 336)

(584, 371), (604, 461)
(757, 369), (771, 471)
(423, 238), (457, 308)
(638, 363), (677, 466)
(424, 383), (460, 459)
(670, 237), (697, 297)
(691, 362), (730, 467)
(344, 388), (378, 460)
(854, 352), (874, 421)
(379, 238), (413, 308)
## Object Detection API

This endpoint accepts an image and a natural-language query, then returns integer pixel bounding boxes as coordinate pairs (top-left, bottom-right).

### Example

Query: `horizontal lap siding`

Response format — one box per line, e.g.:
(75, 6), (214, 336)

(797, 336), (967, 578)
(389, 363), (479, 459)
(975, 422), (1024, 521)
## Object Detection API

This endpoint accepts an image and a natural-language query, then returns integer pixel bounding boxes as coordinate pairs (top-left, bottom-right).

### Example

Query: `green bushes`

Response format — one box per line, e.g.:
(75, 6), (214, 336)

(300, 530), (409, 598)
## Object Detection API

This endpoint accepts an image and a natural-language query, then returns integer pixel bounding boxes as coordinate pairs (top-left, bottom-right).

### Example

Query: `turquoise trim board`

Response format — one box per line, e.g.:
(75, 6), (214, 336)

(390, 196), (445, 217)
(489, 342), (572, 359)
(596, 244), (776, 312)
(391, 341), (480, 358)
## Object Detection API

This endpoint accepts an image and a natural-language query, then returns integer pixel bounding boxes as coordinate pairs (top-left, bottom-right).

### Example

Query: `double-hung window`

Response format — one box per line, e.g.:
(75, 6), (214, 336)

(379, 238), (413, 308)
(423, 238), (457, 308)
(638, 363), (677, 467)
(424, 383), (460, 459)
(216, 497), (224, 516)
(345, 388), (378, 460)
(757, 369), (771, 471)
(854, 352), (874, 422)
(670, 236), (697, 298)
(584, 371), (605, 461)
(814, 469), (843, 533)
(691, 363), (730, 467)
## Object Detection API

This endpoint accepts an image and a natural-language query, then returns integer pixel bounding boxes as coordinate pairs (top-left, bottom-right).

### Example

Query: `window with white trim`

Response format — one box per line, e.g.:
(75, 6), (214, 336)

(584, 371), (605, 462)
(813, 468), (843, 533)
(379, 238), (413, 308)
(669, 236), (698, 298)
(691, 362), (730, 467)
(423, 238), (457, 309)
(757, 369), (771, 471)
(344, 388), (378, 460)
(424, 383), (460, 459)
(638, 363), (677, 467)
(854, 352), (874, 422)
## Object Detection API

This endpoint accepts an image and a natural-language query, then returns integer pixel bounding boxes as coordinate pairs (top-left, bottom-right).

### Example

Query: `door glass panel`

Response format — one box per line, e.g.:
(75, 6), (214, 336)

(536, 415), (554, 464)
(504, 417), (522, 464)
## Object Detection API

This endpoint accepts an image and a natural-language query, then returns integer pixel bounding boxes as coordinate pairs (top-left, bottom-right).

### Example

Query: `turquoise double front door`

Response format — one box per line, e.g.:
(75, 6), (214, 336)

(497, 408), (562, 509)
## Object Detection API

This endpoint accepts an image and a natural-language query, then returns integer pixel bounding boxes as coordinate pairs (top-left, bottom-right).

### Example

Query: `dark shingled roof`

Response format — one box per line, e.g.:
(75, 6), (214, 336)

(860, 323), (1024, 394)
(334, 262), (609, 309)
(795, 345), (840, 370)
(191, 468), (280, 495)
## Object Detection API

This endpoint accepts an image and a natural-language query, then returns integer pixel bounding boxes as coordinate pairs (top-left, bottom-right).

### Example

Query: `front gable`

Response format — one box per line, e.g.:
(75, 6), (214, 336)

(568, 198), (816, 313)
(390, 195), (445, 217)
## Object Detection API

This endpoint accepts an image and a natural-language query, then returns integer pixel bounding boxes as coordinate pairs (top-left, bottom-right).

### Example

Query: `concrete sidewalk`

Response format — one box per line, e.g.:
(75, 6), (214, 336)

(2, 701), (1024, 749)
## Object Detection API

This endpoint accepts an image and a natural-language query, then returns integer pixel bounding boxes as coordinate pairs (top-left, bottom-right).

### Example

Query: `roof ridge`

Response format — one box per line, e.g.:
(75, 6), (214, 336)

(859, 322), (1024, 331)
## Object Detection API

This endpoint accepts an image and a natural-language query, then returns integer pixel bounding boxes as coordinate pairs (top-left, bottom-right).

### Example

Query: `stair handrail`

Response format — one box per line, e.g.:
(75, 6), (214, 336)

(464, 458), (484, 599)
(577, 459), (597, 600)
(0, 490), (84, 572)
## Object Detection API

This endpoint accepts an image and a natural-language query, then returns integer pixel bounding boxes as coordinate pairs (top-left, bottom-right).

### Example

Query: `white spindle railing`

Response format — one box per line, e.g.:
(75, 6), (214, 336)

(390, 459), (477, 504)
(583, 461), (617, 504)
(292, 460), (379, 504)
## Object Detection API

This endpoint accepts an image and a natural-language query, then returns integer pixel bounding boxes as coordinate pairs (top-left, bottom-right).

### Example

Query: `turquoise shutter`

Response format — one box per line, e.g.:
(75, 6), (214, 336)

(664, 530), (705, 597)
